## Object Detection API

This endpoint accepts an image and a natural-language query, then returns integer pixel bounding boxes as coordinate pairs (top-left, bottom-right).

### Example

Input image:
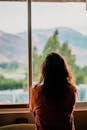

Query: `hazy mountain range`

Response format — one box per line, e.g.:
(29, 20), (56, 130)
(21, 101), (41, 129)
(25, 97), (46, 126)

(32, 27), (87, 66)
(0, 27), (87, 67)
(0, 30), (28, 64)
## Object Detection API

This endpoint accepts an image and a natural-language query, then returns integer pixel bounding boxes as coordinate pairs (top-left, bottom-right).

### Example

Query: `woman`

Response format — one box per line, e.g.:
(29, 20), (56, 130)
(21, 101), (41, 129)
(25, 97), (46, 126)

(30, 52), (77, 130)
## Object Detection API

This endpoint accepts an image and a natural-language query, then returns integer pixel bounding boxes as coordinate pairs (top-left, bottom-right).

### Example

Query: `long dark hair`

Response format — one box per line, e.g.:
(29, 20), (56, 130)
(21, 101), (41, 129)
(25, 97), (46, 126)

(39, 52), (76, 102)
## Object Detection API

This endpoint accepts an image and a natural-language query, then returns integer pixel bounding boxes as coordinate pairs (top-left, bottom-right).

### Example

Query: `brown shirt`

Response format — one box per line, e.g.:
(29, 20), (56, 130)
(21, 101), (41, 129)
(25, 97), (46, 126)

(30, 85), (76, 130)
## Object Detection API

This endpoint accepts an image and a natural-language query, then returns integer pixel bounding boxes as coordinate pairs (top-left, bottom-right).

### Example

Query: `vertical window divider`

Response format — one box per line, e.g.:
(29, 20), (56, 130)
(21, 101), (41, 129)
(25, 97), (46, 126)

(28, 0), (32, 103)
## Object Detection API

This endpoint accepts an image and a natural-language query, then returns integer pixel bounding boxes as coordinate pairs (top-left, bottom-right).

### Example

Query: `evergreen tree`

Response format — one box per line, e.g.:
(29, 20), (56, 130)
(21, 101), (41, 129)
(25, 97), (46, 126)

(32, 46), (41, 81)
(42, 29), (61, 60)
(60, 42), (76, 69)
(32, 30), (87, 85)
(60, 42), (87, 85)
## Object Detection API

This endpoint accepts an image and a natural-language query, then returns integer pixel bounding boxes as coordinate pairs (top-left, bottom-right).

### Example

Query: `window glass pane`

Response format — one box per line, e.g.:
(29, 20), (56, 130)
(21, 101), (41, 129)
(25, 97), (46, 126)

(32, 2), (87, 102)
(0, 2), (28, 104)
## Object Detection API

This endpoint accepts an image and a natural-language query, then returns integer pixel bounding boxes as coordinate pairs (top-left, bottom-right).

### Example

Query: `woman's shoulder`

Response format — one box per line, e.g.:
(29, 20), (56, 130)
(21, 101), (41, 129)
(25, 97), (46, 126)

(69, 84), (77, 94)
(66, 84), (77, 101)
(30, 83), (43, 103)
(30, 83), (43, 93)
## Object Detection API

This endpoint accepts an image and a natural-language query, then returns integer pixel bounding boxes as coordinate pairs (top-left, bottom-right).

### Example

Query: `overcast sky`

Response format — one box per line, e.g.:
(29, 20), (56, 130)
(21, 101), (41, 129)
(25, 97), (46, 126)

(0, 2), (27, 34)
(32, 2), (87, 35)
(0, 2), (87, 35)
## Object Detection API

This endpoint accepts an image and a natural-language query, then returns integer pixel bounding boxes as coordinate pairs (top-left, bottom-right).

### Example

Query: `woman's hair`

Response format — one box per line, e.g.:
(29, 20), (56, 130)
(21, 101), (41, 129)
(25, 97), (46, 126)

(39, 52), (77, 102)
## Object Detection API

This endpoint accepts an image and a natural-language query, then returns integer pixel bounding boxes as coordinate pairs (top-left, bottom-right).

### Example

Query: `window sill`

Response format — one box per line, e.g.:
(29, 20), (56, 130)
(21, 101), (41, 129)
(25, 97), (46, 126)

(0, 108), (30, 114)
(1, 102), (87, 114)
(75, 102), (87, 111)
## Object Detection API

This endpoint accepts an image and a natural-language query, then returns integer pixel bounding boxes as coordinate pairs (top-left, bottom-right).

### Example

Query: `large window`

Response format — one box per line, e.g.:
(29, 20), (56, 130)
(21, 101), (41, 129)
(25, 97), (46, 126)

(0, 1), (28, 105)
(0, 1), (87, 107)
(32, 2), (87, 102)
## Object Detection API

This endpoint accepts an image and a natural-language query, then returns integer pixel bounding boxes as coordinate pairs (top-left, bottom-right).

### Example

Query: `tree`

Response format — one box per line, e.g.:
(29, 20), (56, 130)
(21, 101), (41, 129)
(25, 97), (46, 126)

(60, 42), (76, 72)
(42, 29), (61, 60)
(32, 30), (87, 85)
(60, 42), (87, 84)
(32, 46), (41, 81)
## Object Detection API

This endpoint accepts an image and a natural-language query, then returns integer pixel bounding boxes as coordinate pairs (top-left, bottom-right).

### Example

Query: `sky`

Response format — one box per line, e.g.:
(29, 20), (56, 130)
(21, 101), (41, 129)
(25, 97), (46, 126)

(32, 2), (87, 35)
(32, 2), (87, 67)
(0, 2), (87, 35)
(0, 2), (27, 34)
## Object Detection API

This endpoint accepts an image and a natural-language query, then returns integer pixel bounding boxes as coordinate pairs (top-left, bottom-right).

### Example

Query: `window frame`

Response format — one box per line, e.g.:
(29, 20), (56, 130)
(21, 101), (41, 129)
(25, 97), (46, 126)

(0, 0), (31, 110)
(0, 0), (87, 111)
(31, 1), (87, 111)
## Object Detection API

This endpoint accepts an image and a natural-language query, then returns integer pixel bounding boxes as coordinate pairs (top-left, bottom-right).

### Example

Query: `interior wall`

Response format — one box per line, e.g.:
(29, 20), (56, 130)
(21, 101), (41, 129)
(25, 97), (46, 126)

(0, 111), (87, 130)
(74, 111), (87, 130)
(0, 112), (34, 126)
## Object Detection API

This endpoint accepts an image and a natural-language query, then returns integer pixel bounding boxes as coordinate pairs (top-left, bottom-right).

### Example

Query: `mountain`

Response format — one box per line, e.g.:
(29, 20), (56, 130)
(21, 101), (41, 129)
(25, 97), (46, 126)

(31, 27), (87, 66)
(58, 27), (87, 48)
(32, 27), (87, 49)
(0, 31), (28, 63)
(18, 27), (87, 51)
(0, 27), (87, 66)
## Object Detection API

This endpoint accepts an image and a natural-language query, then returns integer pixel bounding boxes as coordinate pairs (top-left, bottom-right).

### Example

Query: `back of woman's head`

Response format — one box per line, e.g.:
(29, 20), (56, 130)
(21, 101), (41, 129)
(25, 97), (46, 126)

(39, 52), (76, 101)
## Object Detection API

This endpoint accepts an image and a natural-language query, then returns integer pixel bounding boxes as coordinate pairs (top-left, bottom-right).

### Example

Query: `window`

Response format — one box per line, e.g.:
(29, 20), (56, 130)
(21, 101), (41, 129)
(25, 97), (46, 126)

(0, 1), (29, 105)
(0, 1), (87, 109)
(32, 2), (87, 103)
